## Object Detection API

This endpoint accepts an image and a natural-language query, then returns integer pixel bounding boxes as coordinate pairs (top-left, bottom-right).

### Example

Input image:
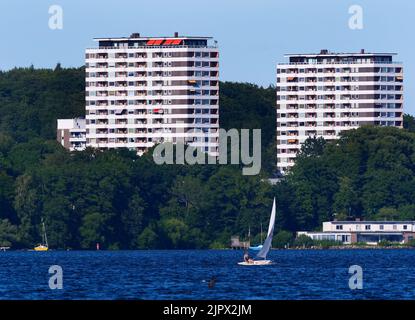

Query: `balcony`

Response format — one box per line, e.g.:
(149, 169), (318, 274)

(115, 53), (128, 59)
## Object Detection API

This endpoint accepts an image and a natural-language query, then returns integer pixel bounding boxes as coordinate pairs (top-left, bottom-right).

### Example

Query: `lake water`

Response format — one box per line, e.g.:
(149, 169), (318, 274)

(1, 249), (415, 300)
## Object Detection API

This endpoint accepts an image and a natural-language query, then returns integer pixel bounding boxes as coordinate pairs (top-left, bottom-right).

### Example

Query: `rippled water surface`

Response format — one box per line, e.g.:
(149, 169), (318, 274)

(1, 249), (415, 299)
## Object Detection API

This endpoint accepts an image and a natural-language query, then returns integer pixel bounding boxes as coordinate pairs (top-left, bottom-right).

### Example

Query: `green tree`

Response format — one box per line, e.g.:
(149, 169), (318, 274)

(374, 207), (400, 221)
(121, 193), (146, 248)
(294, 234), (314, 248)
(333, 176), (360, 219)
(297, 136), (327, 159)
(79, 212), (107, 249)
(0, 219), (18, 247)
(14, 174), (40, 246)
(272, 230), (294, 248)
(0, 171), (15, 221)
(398, 204), (415, 220)
(137, 226), (160, 249)
(403, 114), (415, 132)
(160, 218), (190, 249)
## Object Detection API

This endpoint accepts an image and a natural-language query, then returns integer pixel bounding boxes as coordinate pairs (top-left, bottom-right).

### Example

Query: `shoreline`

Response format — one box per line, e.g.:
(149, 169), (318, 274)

(2, 246), (415, 251)
(276, 246), (415, 250)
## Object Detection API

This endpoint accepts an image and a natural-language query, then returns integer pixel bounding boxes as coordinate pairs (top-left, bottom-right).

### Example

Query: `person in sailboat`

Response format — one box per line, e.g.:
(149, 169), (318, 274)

(243, 250), (254, 264)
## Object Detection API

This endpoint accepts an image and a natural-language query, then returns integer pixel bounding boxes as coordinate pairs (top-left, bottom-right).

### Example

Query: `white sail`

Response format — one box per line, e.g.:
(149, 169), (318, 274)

(257, 198), (276, 259)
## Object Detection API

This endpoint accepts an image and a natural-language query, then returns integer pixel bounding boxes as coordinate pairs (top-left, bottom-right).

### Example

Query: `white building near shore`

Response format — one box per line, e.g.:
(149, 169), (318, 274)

(298, 220), (415, 245)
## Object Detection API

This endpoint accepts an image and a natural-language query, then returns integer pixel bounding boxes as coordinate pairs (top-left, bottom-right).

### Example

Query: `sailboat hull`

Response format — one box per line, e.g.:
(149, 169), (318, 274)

(34, 245), (48, 251)
(238, 260), (272, 266)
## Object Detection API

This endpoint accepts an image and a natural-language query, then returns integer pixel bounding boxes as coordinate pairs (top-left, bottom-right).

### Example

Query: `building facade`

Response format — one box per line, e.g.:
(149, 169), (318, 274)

(276, 50), (403, 173)
(57, 118), (86, 151)
(298, 221), (415, 245)
(83, 32), (219, 156)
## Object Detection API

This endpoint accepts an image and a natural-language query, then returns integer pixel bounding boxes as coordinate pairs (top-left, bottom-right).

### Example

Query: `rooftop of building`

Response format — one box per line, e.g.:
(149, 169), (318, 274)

(329, 220), (414, 224)
(57, 117), (86, 130)
(284, 49), (397, 57)
(94, 32), (212, 41)
(90, 32), (216, 49)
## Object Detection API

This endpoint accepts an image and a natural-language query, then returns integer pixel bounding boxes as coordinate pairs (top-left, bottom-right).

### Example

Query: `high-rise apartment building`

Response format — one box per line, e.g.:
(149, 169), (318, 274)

(83, 32), (219, 156)
(276, 49), (403, 173)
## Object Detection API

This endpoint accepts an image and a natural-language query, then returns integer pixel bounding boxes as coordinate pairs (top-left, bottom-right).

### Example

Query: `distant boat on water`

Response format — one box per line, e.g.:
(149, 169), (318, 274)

(34, 221), (49, 251)
(239, 198), (276, 266)
(249, 244), (263, 251)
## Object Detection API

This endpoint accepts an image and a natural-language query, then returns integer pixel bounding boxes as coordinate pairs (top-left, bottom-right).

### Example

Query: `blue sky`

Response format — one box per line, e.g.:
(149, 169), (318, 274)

(0, 0), (414, 114)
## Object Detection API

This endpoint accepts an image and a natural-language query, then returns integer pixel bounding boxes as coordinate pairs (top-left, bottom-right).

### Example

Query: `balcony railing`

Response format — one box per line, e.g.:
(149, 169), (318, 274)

(278, 61), (402, 66)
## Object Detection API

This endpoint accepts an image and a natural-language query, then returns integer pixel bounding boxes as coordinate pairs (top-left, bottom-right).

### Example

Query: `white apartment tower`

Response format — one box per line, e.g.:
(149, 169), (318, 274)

(84, 32), (219, 155)
(276, 50), (403, 173)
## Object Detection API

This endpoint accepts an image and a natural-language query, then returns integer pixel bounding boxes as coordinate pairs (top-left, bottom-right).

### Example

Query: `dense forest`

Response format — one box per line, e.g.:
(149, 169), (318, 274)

(1, 67), (415, 249)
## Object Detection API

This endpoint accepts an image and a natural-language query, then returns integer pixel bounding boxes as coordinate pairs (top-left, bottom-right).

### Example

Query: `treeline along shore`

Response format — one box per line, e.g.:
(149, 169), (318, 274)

(1, 67), (415, 249)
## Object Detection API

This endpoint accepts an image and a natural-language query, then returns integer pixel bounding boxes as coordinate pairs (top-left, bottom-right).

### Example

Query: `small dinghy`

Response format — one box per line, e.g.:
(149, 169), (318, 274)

(238, 198), (276, 266)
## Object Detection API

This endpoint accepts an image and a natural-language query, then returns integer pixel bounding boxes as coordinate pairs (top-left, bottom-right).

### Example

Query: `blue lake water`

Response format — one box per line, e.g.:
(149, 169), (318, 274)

(1, 249), (415, 300)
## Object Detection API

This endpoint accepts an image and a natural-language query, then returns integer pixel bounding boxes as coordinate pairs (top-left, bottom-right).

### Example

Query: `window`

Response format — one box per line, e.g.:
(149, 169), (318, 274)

(404, 225), (408, 230)
(336, 225), (343, 230)
(365, 225), (371, 230)
(380, 225), (384, 230)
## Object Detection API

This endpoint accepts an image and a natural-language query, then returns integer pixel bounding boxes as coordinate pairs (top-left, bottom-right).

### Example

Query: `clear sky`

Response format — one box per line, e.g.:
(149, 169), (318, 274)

(0, 0), (414, 114)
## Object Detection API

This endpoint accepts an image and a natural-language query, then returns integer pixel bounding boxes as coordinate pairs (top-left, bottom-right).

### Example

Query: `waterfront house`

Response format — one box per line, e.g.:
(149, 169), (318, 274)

(298, 220), (415, 245)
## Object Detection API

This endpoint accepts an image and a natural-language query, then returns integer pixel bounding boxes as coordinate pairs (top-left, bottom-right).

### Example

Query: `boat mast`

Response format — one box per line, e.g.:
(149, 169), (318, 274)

(260, 222), (263, 244)
(43, 221), (48, 247)
(248, 226), (251, 247)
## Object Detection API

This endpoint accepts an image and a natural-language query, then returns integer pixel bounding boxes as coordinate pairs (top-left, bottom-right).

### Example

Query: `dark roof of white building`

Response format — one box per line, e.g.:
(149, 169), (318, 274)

(329, 221), (414, 224)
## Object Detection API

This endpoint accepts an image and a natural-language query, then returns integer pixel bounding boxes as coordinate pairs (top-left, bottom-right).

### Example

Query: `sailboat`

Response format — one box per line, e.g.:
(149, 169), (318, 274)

(34, 221), (49, 251)
(238, 198), (276, 265)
